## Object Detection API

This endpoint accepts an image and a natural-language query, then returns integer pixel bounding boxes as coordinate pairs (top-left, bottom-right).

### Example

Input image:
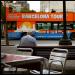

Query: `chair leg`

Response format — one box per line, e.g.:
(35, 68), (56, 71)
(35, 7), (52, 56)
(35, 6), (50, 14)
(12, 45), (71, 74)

(1, 67), (4, 74)
(27, 69), (31, 74)
(15, 67), (18, 72)
(14, 67), (18, 74)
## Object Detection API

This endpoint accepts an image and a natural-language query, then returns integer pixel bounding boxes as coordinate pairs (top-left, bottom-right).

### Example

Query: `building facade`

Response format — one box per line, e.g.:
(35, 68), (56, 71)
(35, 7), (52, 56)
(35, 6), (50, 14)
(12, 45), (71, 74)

(40, 1), (75, 12)
(16, 1), (29, 10)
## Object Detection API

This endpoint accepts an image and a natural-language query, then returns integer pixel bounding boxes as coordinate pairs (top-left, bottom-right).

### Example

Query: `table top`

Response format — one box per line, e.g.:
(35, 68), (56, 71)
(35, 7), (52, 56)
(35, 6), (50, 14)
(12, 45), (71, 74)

(2, 54), (44, 64)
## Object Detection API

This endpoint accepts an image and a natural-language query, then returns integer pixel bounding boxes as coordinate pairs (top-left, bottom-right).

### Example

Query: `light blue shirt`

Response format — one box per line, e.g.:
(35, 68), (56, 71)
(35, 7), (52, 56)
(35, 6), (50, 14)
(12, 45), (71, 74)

(19, 35), (37, 46)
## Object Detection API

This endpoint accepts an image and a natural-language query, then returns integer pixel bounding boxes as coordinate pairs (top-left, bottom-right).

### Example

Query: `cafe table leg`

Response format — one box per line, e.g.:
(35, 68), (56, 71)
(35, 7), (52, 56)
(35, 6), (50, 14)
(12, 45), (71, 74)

(40, 61), (43, 74)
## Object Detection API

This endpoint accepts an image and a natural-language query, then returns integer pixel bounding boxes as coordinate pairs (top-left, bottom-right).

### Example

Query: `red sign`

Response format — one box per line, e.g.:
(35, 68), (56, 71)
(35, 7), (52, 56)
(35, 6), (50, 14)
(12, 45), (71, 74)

(6, 7), (74, 22)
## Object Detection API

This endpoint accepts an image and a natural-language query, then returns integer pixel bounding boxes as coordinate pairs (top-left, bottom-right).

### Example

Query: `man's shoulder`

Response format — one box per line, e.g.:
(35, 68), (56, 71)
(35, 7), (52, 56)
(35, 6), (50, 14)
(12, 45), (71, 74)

(22, 35), (36, 40)
(22, 35), (32, 39)
(27, 35), (36, 40)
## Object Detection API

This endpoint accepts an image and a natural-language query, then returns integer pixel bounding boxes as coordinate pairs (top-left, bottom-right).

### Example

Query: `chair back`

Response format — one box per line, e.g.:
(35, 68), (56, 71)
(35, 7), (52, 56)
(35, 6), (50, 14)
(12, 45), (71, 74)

(17, 48), (33, 55)
(48, 48), (68, 73)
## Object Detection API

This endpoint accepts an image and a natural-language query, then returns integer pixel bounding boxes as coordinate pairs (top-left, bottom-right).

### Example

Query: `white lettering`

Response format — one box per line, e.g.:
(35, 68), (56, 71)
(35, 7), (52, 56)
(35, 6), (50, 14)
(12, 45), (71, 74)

(40, 14), (49, 18)
(22, 14), (49, 19)
(50, 14), (63, 19)
(7, 14), (20, 19)
(22, 14), (31, 18)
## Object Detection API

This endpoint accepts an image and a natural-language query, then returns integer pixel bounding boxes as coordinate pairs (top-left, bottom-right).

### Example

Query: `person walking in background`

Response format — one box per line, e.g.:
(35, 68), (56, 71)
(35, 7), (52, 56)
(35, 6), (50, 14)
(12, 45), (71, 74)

(19, 32), (37, 46)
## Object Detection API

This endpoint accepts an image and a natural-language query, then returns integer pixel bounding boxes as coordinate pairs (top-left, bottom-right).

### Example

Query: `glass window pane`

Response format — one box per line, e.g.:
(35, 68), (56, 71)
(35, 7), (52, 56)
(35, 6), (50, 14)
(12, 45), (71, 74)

(47, 23), (51, 29)
(11, 22), (17, 30)
(53, 23), (58, 30)
(8, 23), (12, 30)
(36, 23), (42, 30)
(42, 23), (47, 30)
(73, 23), (75, 29)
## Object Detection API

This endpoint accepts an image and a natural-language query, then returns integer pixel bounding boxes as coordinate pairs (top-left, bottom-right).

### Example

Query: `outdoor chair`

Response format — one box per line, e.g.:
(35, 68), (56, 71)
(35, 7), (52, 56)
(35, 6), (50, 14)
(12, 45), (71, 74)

(15, 48), (33, 72)
(30, 48), (68, 74)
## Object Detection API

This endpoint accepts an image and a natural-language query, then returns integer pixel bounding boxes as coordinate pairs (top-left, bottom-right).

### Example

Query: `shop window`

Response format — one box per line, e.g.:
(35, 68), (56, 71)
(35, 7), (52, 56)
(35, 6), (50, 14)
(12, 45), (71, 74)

(7, 22), (17, 30)
(73, 23), (75, 29)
